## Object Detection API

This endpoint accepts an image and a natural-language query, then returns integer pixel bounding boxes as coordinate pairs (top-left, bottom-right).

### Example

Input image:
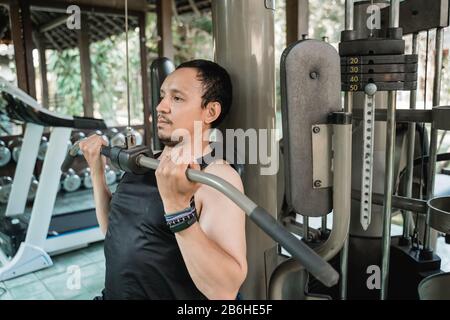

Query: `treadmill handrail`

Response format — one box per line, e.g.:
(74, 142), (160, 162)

(0, 78), (106, 129)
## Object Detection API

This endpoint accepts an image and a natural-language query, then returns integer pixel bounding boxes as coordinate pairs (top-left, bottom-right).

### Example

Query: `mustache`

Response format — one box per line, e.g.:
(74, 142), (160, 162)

(157, 114), (172, 124)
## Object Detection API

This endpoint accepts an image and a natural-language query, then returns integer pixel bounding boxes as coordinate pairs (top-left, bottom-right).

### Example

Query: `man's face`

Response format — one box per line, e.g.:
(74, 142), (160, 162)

(156, 68), (208, 147)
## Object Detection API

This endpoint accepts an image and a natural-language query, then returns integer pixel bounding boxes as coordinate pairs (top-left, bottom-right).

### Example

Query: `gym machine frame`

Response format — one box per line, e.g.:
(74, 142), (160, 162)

(339, 0), (450, 300)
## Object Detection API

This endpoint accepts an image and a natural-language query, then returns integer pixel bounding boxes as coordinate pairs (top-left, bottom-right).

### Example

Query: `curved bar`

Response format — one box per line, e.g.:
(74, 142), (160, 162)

(268, 122), (352, 299)
(137, 156), (339, 288)
(316, 123), (352, 260)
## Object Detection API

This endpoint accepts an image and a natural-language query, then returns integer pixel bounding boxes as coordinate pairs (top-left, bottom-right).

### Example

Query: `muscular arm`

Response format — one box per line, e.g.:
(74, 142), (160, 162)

(174, 163), (247, 300)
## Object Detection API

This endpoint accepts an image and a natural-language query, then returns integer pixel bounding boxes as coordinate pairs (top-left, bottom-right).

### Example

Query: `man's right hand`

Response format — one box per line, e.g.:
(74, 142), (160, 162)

(79, 134), (108, 178)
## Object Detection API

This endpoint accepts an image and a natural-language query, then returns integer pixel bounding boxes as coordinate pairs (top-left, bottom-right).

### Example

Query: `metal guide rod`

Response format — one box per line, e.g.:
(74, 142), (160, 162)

(389, 0), (400, 28)
(345, 0), (354, 30)
(360, 84), (377, 231)
(437, 31), (448, 152)
(321, 215), (327, 234)
(321, 36), (329, 237)
(418, 31), (430, 202)
(380, 0), (400, 301)
(340, 235), (349, 300)
(303, 216), (309, 241)
(403, 33), (419, 242)
(340, 0), (356, 300)
(339, 94), (352, 300)
(423, 27), (444, 251)
(340, 19), (354, 297)
(381, 91), (397, 300)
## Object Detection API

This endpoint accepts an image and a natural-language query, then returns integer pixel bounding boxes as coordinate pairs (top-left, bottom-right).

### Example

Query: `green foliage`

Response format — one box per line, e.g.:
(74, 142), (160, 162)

(309, 0), (345, 44)
(47, 49), (83, 116)
(172, 13), (214, 65)
(47, 25), (151, 126)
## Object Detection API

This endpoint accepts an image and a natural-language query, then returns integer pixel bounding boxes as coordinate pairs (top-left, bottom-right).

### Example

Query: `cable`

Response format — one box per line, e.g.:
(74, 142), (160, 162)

(123, 0), (136, 149)
(125, 0), (131, 129)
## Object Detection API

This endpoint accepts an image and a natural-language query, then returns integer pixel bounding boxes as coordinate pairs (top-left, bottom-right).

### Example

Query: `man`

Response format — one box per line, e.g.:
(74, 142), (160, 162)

(80, 60), (247, 300)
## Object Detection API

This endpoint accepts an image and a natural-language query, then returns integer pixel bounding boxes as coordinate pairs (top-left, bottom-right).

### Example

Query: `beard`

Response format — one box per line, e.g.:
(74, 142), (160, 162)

(158, 132), (184, 147)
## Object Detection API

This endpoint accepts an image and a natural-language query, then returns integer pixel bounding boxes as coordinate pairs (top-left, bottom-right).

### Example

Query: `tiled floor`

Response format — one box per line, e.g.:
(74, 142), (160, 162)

(0, 235), (448, 300)
(0, 241), (105, 300)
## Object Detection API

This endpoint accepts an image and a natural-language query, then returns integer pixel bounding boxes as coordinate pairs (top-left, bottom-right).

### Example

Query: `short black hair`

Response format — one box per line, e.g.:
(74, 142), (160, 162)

(177, 59), (232, 128)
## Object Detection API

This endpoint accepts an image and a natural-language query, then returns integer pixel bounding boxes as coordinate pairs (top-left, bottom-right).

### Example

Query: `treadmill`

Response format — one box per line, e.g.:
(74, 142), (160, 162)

(0, 78), (107, 281)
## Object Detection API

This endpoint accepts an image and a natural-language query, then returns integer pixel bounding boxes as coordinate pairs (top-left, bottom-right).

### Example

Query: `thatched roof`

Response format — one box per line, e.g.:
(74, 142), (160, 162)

(0, 0), (212, 50)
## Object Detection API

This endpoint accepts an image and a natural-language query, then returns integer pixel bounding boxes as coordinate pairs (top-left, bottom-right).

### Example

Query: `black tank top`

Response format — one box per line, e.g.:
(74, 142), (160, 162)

(103, 150), (241, 300)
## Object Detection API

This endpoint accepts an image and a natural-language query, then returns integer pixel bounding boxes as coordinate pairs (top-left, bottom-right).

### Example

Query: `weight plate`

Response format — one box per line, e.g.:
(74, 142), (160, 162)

(342, 81), (417, 92)
(340, 54), (418, 65)
(342, 72), (417, 83)
(342, 63), (418, 74)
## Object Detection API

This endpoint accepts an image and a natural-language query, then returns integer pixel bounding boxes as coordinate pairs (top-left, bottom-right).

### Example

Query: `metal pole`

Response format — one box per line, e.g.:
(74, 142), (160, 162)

(389, 0), (400, 28)
(380, 91), (397, 300)
(340, 0), (357, 302)
(340, 93), (352, 300)
(380, 0), (400, 300)
(403, 33), (419, 243)
(334, 99), (353, 300)
(340, 92), (353, 300)
(340, 237), (349, 299)
(212, 0), (277, 299)
(345, 0), (354, 30)
(423, 27), (444, 252)
(303, 216), (310, 241)
(321, 215), (327, 235)
(432, 28), (444, 108)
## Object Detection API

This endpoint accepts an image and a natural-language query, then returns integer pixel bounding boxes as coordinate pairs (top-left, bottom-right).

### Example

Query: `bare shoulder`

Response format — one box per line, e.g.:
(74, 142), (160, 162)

(196, 160), (246, 233)
(203, 159), (244, 193)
